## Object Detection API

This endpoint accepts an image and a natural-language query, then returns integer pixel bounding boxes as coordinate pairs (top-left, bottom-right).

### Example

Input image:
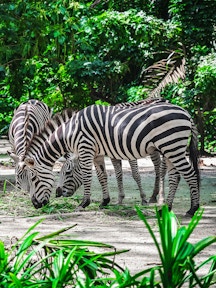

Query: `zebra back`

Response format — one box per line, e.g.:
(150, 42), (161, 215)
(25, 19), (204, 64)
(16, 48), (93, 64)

(115, 97), (167, 110)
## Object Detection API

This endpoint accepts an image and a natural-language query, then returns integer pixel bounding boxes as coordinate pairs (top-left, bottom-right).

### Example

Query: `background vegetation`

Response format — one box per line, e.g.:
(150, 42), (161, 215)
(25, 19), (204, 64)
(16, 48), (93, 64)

(0, 0), (215, 153)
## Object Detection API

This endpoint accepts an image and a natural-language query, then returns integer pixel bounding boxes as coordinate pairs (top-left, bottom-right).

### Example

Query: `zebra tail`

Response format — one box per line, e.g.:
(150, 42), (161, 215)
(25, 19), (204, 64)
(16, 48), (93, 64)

(189, 119), (200, 189)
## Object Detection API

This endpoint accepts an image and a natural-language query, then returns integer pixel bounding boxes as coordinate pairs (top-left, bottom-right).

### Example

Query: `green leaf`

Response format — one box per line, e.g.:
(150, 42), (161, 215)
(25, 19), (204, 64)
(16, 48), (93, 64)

(0, 241), (7, 274)
(193, 236), (216, 256)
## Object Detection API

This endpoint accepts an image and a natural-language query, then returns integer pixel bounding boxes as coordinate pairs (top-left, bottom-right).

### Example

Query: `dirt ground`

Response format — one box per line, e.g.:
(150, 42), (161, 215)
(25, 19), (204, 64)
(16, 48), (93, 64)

(0, 139), (216, 277)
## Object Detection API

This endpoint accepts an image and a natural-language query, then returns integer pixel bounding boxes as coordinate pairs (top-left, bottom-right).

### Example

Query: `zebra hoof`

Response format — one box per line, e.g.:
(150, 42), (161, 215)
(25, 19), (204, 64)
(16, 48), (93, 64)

(141, 199), (148, 206)
(158, 206), (172, 217)
(185, 205), (199, 217)
(149, 197), (157, 204)
(185, 212), (193, 218)
(79, 198), (91, 209)
(100, 197), (110, 207)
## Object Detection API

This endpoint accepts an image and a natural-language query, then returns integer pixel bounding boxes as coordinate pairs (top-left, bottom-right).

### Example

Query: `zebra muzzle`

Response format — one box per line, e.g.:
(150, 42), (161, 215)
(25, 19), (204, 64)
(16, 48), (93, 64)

(56, 187), (63, 197)
(100, 197), (110, 207)
(31, 195), (49, 209)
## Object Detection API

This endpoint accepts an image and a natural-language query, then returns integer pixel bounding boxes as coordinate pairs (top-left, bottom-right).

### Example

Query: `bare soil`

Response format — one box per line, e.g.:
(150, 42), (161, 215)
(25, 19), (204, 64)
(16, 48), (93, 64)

(0, 140), (215, 276)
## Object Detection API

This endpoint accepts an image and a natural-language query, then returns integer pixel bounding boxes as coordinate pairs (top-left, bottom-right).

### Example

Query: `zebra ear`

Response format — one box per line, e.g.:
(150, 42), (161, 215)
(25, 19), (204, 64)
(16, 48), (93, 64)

(24, 158), (35, 168)
(72, 156), (79, 167)
(65, 152), (79, 167)
(7, 151), (19, 163)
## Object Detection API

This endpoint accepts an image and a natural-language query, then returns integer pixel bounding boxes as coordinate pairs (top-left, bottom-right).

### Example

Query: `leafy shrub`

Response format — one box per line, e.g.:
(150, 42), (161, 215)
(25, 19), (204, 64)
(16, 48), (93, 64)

(0, 220), (126, 287)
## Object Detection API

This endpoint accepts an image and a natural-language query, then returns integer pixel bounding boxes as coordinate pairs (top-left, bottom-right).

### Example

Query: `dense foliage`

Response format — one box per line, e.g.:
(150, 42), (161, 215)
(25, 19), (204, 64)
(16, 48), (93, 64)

(0, 0), (215, 153)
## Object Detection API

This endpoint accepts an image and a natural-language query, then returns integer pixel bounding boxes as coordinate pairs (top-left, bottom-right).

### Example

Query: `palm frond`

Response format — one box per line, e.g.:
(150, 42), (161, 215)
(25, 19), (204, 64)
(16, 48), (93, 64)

(141, 50), (186, 98)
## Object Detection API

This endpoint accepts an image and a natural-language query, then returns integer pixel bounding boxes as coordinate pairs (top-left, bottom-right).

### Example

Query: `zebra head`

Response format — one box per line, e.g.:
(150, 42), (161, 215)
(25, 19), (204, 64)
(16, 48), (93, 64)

(7, 151), (30, 191)
(24, 157), (55, 209)
(56, 154), (82, 197)
(16, 163), (30, 191)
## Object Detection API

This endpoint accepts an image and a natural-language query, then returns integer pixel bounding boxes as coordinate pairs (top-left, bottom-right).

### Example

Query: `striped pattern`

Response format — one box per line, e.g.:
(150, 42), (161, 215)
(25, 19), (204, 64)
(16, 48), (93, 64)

(56, 147), (163, 205)
(56, 154), (148, 205)
(23, 102), (200, 216)
(56, 98), (166, 205)
(8, 99), (52, 190)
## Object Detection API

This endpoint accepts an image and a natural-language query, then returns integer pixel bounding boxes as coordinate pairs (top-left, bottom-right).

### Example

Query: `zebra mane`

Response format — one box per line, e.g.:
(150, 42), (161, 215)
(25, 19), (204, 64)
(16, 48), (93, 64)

(14, 101), (38, 154)
(25, 108), (77, 156)
(116, 97), (168, 108)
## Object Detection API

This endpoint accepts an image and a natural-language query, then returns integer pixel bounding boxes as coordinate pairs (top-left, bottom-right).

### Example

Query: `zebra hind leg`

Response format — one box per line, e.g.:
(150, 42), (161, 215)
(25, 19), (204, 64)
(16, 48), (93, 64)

(167, 157), (199, 217)
(157, 157), (167, 205)
(165, 166), (181, 211)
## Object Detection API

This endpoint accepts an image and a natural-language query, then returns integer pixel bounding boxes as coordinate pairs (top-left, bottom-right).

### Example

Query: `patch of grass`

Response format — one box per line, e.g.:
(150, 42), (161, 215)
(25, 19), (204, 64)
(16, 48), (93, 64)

(0, 186), (82, 217)
(101, 204), (155, 219)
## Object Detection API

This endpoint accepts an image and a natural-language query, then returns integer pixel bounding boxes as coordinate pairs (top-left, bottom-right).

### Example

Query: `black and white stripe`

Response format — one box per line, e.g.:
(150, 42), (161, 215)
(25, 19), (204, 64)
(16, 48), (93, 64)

(56, 98), (166, 205)
(56, 139), (165, 205)
(56, 153), (150, 205)
(23, 102), (200, 216)
(8, 99), (52, 190)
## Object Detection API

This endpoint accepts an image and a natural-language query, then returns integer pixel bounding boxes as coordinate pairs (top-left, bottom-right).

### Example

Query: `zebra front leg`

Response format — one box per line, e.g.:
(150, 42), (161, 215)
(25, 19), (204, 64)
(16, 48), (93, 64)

(111, 158), (125, 204)
(128, 159), (147, 205)
(94, 156), (110, 207)
(77, 153), (94, 209)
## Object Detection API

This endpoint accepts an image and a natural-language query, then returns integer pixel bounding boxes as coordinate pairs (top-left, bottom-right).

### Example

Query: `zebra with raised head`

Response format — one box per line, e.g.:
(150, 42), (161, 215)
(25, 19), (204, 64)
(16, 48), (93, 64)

(8, 99), (52, 190)
(56, 98), (167, 205)
(22, 102), (199, 216)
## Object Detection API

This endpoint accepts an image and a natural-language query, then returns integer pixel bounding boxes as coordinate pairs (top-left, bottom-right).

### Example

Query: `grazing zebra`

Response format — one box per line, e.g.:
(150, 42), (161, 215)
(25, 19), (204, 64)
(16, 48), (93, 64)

(56, 148), (165, 205)
(56, 98), (167, 205)
(8, 99), (52, 190)
(22, 102), (200, 216)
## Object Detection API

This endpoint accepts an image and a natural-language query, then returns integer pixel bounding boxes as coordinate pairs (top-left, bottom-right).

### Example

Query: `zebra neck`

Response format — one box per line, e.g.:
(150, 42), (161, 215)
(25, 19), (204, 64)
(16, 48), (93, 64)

(40, 119), (79, 166)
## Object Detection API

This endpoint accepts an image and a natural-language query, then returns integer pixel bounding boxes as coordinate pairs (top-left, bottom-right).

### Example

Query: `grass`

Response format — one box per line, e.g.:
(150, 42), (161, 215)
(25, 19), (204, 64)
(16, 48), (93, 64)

(0, 176), (156, 219)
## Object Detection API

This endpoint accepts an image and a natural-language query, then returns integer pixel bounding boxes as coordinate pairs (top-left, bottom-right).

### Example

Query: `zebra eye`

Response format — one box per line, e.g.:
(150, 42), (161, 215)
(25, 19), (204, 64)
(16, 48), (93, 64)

(66, 166), (71, 173)
(29, 169), (37, 179)
(62, 163), (72, 173)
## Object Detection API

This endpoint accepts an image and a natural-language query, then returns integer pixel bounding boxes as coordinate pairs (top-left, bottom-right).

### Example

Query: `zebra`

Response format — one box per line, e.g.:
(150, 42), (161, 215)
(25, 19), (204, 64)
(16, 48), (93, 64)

(56, 151), (164, 205)
(56, 142), (166, 205)
(8, 99), (52, 190)
(22, 102), (200, 216)
(56, 98), (167, 205)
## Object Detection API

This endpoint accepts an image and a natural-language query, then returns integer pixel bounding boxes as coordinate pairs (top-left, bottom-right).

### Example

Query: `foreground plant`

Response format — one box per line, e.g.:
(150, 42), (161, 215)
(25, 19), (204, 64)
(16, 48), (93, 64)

(74, 207), (216, 288)
(0, 219), (127, 287)
(130, 206), (216, 288)
(0, 207), (215, 287)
